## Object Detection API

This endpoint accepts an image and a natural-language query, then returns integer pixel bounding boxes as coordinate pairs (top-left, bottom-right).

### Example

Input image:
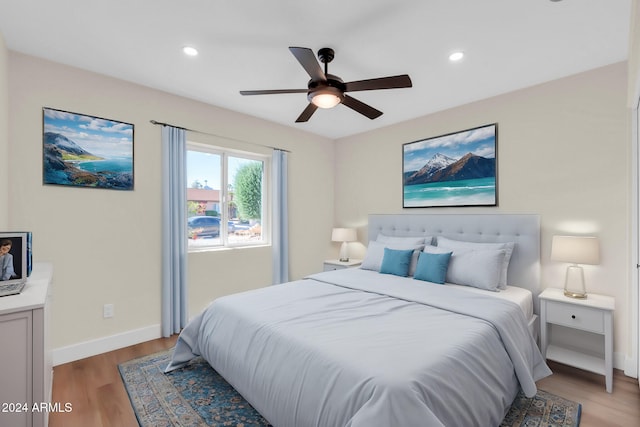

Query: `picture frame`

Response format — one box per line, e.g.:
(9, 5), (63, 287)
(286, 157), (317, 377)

(42, 107), (134, 190)
(402, 123), (497, 208)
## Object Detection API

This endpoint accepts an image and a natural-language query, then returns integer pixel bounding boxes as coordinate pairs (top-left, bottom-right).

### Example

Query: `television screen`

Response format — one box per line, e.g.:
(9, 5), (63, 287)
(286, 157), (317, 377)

(0, 232), (28, 285)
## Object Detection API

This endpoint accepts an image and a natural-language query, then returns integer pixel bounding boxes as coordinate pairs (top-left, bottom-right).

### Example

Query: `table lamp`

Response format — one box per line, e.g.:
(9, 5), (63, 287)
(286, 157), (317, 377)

(550, 235), (600, 299)
(332, 228), (357, 262)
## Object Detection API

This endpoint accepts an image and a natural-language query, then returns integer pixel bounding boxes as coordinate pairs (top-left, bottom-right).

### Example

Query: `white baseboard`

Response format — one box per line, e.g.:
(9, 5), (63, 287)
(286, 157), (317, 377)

(52, 324), (162, 366)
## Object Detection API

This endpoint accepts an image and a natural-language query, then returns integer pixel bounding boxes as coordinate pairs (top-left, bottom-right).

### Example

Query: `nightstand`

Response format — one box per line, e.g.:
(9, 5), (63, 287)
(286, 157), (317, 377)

(323, 259), (362, 272)
(539, 287), (615, 393)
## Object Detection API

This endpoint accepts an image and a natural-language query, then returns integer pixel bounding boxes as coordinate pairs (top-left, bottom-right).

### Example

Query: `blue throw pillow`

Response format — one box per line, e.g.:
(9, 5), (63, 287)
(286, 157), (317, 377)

(379, 248), (415, 277)
(414, 251), (452, 284)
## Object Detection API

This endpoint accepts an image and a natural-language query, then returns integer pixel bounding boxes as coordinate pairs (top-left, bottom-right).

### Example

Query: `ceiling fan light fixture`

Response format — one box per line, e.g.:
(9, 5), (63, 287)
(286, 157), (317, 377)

(309, 87), (343, 109)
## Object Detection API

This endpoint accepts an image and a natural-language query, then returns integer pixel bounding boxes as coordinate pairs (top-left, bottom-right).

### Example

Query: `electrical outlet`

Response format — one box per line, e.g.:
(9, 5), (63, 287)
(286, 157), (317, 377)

(103, 304), (114, 318)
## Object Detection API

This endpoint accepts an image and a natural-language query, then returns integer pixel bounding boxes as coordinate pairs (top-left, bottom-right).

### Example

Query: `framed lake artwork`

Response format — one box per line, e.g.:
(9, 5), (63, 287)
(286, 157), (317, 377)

(403, 123), (497, 208)
(42, 107), (134, 190)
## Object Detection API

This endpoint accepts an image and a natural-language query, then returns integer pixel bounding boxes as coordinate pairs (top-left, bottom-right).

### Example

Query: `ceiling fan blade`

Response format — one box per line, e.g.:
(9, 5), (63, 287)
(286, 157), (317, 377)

(295, 103), (318, 123)
(344, 74), (412, 92)
(289, 47), (326, 81)
(341, 95), (383, 120)
(240, 89), (307, 96)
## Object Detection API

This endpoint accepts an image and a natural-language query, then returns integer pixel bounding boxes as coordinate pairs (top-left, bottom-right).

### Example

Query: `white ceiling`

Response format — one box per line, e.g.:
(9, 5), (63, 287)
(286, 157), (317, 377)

(0, 0), (632, 139)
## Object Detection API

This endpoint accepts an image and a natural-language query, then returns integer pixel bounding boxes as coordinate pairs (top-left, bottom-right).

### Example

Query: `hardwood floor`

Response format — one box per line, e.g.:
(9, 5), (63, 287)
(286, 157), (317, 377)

(537, 361), (640, 427)
(49, 335), (178, 427)
(49, 337), (640, 427)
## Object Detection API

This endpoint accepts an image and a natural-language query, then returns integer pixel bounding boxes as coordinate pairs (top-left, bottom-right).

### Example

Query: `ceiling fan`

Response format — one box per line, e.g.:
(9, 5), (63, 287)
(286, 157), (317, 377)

(239, 47), (413, 123)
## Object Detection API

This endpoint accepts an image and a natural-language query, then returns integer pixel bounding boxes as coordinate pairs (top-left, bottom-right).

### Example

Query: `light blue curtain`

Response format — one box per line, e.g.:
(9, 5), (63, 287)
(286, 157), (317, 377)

(272, 149), (289, 284)
(161, 126), (188, 337)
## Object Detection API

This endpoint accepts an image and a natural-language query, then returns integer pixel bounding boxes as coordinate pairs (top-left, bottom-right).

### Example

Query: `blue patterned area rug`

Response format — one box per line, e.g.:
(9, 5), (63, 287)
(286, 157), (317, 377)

(119, 349), (581, 427)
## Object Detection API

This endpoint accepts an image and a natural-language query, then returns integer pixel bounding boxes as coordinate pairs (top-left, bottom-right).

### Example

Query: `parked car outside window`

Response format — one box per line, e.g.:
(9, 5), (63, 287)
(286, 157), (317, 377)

(187, 216), (220, 239)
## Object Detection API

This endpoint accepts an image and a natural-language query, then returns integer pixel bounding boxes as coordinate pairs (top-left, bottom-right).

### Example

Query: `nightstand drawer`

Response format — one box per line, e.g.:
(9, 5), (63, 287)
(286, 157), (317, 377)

(323, 259), (362, 272)
(546, 301), (604, 333)
(323, 263), (345, 271)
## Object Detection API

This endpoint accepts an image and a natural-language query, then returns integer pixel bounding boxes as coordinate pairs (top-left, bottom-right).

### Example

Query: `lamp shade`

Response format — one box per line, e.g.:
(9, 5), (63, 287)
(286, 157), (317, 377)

(550, 235), (600, 265)
(331, 228), (357, 242)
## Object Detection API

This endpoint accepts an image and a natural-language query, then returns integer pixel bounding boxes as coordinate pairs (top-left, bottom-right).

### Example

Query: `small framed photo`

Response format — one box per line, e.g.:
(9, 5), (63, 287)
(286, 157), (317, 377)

(43, 107), (134, 190)
(403, 123), (497, 208)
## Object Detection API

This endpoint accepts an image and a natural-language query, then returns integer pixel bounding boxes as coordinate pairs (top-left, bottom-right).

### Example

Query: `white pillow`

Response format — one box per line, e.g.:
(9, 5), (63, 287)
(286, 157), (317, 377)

(361, 240), (424, 275)
(423, 245), (453, 255)
(436, 237), (515, 289)
(377, 234), (432, 246)
(445, 249), (506, 291)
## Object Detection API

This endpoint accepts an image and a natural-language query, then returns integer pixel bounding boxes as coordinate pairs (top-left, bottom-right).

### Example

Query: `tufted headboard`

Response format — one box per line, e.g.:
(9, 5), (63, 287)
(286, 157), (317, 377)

(368, 214), (541, 313)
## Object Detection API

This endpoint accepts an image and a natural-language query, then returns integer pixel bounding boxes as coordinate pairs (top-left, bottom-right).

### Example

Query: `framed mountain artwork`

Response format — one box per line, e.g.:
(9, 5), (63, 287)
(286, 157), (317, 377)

(42, 107), (134, 190)
(402, 123), (497, 208)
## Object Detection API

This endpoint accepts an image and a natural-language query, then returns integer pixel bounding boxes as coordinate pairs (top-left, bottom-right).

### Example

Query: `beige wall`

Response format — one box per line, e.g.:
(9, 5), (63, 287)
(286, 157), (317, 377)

(334, 63), (631, 361)
(0, 33), (8, 229)
(7, 52), (334, 350)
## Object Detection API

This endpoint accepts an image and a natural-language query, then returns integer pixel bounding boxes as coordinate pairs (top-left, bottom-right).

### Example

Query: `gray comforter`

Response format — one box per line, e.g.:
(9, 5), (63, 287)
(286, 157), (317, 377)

(166, 268), (551, 427)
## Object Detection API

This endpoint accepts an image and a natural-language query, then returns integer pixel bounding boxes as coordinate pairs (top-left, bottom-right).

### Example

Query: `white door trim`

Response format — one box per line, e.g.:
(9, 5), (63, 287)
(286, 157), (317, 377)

(630, 95), (639, 380)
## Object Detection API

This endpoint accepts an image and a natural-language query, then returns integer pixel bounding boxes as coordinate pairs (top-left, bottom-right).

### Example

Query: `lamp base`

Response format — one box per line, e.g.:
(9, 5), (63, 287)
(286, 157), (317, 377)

(563, 289), (587, 299)
(339, 241), (349, 263)
(563, 264), (587, 299)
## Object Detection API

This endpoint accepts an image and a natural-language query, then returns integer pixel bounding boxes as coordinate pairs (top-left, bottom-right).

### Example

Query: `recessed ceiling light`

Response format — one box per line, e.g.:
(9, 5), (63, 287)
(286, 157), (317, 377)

(182, 46), (199, 57)
(449, 51), (464, 62)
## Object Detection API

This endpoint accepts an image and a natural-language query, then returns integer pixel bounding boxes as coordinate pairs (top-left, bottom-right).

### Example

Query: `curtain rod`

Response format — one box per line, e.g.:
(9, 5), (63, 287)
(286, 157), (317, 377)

(150, 120), (290, 153)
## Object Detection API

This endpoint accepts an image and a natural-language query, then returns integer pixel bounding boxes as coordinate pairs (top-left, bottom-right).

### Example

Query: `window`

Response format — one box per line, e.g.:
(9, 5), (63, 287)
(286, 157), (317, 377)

(187, 142), (269, 250)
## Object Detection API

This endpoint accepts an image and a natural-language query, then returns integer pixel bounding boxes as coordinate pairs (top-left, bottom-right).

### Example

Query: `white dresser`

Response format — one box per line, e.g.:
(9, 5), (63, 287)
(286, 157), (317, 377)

(0, 263), (53, 427)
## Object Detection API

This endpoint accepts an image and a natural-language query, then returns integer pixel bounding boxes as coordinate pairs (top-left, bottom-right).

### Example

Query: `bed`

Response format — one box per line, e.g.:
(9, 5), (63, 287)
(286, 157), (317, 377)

(166, 214), (552, 427)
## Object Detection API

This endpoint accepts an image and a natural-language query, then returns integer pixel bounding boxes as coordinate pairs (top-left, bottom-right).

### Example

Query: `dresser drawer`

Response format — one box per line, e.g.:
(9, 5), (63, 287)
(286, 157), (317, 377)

(545, 301), (604, 334)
